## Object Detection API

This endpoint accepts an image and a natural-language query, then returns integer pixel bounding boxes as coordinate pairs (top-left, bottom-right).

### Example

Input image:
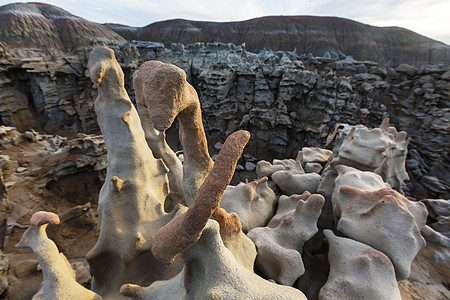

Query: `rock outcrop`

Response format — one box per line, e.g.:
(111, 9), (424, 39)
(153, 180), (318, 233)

(220, 177), (277, 232)
(106, 16), (450, 66)
(248, 192), (324, 286)
(85, 46), (182, 298)
(16, 211), (102, 300)
(0, 3), (448, 198)
(319, 230), (401, 300)
(332, 167), (428, 280)
(3, 45), (449, 300)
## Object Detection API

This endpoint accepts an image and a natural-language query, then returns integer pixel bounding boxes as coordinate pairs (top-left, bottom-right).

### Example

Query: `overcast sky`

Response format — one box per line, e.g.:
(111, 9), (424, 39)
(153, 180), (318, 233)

(1, 0), (449, 44)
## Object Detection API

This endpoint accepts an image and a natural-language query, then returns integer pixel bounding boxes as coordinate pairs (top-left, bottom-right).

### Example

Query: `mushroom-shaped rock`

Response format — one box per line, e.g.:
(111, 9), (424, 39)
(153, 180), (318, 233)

(319, 230), (402, 300)
(247, 193), (325, 285)
(272, 171), (321, 195)
(220, 177), (277, 232)
(335, 186), (427, 280)
(86, 46), (181, 298)
(30, 211), (60, 226)
(134, 60), (213, 206)
(123, 220), (307, 300)
(16, 212), (102, 300)
(256, 159), (304, 178)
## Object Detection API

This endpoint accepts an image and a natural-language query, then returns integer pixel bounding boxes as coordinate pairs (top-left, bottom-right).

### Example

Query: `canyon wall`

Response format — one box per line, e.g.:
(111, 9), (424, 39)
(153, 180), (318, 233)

(0, 3), (448, 199)
(106, 16), (450, 66)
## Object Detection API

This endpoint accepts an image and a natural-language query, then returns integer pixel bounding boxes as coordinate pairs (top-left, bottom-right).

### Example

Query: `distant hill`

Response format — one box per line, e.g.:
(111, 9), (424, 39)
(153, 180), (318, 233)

(0, 3), (448, 66)
(106, 16), (450, 66)
(0, 2), (125, 51)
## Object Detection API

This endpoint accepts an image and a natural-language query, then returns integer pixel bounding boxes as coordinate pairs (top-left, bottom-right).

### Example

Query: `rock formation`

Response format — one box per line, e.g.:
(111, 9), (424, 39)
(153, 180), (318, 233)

(16, 211), (102, 300)
(107, 16), (450, 66)
(220, 177), (277, 232)
(319, 230), (401, 300)
(328, 119), (410, 191)
(0, 3), (448, 199)
(0, 17), (448, 298)
(248, 192), (324, 285)
(256, 159), (304, 178)
(122, 220), (306, 300)
(133, 66), (184, 209)
(334, 184), (427, 280)
(133, 60), (213, 206)
(85, 46), (181, 298)
(121, 129), (304, 298)
(272, 171), (321, 195)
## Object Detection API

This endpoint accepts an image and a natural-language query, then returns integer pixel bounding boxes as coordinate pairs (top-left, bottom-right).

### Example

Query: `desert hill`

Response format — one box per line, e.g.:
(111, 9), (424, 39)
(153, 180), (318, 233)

(106, 16), (450, 66)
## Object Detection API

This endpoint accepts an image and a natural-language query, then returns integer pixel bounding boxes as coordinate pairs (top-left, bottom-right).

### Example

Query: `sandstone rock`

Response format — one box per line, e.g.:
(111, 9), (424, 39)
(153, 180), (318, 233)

(334, 186), (427, 280)
(256, 159), (304, 178)
(331, 165), (390, 218)
(134, 60), (185, 209)
(220, 177), (277, 232)
(133, 134), (305, 298)
(421, 225), (450, 248)
(272, 171), (321, 195)
(134, 60), (213, 207)
(304, 162), (323, 174)
(122, 220), (306, 300)
(16, 211), (102, 300)
(247, 193), (324, 285)
(296, 147), (332, 166)
(319, 230), (402, 300)
(85, 47), (181, 298)
(329, 120), (410, 192)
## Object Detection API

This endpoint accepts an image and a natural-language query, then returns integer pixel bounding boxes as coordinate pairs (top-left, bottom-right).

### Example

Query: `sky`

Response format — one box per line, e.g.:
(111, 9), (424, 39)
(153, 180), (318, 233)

(1, 0), (449, 44)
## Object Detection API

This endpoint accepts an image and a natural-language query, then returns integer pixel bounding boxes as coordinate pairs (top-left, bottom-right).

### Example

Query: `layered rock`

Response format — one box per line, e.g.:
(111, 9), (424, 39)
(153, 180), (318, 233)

(1, 5), (449, 198)
(4, 45), (449, 299)
(107, 16), (450, 66)
(0, 3), (127, 136)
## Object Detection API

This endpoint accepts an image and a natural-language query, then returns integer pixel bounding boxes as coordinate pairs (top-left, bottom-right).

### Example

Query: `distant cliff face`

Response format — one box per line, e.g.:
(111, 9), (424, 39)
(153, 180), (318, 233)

(0, 3), (128, 135)
(0, 3), (448, 199)
(107, 16), (450, 67)
(0, 2), (126, 50)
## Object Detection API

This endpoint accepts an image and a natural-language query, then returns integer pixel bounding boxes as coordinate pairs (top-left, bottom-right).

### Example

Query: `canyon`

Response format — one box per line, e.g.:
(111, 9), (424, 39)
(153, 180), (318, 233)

(0, 2), (449, 299)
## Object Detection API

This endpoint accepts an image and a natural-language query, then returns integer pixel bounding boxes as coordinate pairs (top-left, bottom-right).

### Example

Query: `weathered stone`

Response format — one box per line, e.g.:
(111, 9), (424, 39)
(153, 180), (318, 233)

(247, 193), (324, 286)
(319, 230), (402, 300)
(221, 177), (277, 232)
